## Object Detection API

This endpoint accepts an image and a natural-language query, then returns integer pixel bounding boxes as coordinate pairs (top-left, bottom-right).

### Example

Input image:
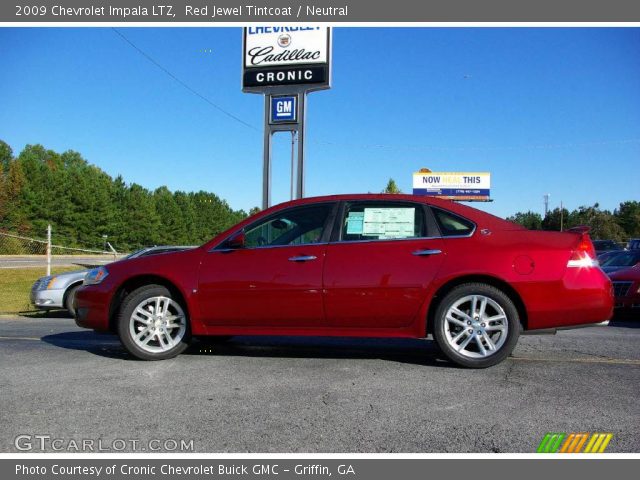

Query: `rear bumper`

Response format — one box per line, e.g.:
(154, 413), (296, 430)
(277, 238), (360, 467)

(74, 285), (111, 331)
(519, 267), (614, 330)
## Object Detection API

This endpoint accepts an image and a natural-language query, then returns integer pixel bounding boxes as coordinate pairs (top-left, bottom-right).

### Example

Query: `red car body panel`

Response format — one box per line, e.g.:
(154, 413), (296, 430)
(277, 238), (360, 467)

(74, 194), (613, 337)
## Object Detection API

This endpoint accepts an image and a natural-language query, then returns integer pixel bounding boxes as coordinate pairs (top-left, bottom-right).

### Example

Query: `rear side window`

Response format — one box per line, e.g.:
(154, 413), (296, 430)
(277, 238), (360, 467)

(340, 202), (425, 241)
(432, 207), (475, 237)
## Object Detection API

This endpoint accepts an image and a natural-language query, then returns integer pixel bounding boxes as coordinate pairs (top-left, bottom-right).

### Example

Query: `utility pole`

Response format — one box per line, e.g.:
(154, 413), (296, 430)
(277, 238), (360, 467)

(560, 201), (564, 232)
(46, 224), (51, 276)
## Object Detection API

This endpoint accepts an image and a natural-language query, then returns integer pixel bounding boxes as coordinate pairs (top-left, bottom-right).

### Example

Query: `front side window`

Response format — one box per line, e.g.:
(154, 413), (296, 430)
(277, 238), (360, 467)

(340, 202), (425, 242)
(243, 204), (333, 248)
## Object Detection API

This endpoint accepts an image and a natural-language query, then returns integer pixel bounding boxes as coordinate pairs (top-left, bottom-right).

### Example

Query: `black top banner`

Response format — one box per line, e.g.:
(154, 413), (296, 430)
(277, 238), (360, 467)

(3, 0), (640, 22)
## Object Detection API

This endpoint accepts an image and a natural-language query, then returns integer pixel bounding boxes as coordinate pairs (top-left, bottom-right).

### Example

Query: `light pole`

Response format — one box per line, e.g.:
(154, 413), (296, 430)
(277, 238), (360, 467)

(543, 194), (551, 217)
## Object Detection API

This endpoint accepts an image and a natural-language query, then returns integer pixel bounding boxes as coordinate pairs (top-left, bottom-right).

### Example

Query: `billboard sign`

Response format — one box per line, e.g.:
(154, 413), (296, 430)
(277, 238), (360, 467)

(413, 171), (491, 201)
(243, 26), (331, 91)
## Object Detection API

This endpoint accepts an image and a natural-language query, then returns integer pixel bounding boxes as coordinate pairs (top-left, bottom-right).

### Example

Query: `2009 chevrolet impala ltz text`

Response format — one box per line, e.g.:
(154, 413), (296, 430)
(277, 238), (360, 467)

(74, 194), (613, 368)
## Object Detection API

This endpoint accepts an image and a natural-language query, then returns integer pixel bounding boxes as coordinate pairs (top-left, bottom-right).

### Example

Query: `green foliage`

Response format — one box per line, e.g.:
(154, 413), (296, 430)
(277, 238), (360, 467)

(615, 201), (640, 238)
(506, 211), (543, 230)
(382, 178), (402, 194)
(0, 141), (247, 251)
(0, 140), (12, 173)
(510, 202), (639, 242)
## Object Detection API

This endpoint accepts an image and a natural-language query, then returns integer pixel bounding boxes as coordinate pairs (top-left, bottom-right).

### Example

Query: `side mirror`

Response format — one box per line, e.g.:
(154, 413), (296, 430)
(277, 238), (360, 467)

(225, 231), (246, 249)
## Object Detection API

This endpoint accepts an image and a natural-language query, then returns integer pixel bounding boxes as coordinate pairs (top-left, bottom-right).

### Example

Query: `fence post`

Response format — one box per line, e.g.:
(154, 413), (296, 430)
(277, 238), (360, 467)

(46, 224), (51, 276)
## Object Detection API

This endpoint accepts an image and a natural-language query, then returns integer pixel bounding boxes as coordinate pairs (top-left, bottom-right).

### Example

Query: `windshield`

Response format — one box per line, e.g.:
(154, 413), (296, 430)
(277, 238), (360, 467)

(124, 248), (148, 259)
(600, 251), (640, 267)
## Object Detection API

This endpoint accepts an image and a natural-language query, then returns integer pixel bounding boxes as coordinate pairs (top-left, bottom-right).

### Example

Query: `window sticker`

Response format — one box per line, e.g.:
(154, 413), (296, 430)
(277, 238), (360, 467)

(346, 211), (364, 234)
(363, 208), (415, 239)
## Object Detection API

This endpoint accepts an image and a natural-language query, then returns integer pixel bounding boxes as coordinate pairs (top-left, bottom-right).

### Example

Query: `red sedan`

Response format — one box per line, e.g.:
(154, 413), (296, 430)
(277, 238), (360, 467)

(74, 194), (613, 368)
(609, 266), (640, 314)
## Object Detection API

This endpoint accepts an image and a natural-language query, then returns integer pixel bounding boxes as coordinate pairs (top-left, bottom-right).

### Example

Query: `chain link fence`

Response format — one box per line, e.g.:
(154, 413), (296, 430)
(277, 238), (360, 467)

(0, 227), (119, 314)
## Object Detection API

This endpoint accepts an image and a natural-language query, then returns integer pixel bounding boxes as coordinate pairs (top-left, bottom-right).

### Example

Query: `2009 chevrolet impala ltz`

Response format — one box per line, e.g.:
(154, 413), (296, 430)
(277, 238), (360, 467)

(74, 194), (613, 368)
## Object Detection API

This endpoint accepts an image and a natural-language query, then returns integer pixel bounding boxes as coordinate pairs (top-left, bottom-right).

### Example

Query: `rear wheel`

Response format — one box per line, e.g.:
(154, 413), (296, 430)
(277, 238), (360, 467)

(433, 283), (520, 368)
(117, 284), (191, 360)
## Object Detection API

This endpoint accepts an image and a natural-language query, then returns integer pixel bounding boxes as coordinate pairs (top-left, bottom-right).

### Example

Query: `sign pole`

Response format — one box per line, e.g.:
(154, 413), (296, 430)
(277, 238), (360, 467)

(296, 92), (306, 199)
(242, 28), (331, 208)
(262, 95), (272, 210)
(290, 131), (296, 200)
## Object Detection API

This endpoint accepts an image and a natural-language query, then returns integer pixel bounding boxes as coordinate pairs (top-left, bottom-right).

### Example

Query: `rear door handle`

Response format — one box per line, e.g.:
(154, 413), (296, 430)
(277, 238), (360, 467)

(412, 249), (442, 256)
(288, 255), (317, 262)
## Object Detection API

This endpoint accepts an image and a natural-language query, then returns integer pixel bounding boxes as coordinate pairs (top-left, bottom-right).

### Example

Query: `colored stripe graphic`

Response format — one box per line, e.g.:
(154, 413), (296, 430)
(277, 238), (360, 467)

(538, 433), (613, 453)
(560, 433), (588, 453)
(584, 433), (613, 453)
(537, 433), (566, 453)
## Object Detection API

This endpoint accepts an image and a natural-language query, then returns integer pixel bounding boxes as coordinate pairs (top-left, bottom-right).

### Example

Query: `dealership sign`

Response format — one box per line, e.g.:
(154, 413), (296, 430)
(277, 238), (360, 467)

(413, 171), (491, 201)
(270, 95), (297, 124)
(242, 26), (331, 91)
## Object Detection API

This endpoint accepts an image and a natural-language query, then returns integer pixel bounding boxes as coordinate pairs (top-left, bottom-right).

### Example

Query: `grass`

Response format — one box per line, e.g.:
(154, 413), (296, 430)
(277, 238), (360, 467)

(0, 267), (78, 315)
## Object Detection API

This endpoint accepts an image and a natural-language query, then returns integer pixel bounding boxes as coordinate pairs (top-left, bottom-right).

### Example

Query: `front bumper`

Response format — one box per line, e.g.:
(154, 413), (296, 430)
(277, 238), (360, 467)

(30, 288), (65, 309)
(614, 284), (640, 310)
(74, 284), (112, 331)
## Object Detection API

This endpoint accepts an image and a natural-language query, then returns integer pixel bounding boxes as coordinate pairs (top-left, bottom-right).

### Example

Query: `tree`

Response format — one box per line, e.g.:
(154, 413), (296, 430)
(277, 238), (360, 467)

(153, 186), (186, 245)
(0, 140), (12, 174)
(615, 201), (640, 238)
(542, 207), (570, 231)
(249, 206), (261, 216)
(506, 211), (543, 230)
(568, 204), (625, 241)
(382, 178), (402, 194)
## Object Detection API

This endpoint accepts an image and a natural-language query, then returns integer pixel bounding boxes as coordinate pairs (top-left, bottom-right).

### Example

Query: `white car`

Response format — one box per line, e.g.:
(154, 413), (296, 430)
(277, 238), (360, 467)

(30, 246), (195, 315)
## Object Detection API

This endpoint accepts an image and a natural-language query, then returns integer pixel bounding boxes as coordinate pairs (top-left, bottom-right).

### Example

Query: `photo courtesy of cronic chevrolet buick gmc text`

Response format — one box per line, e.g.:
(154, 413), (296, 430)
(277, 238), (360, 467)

(73, 194), (613, 368)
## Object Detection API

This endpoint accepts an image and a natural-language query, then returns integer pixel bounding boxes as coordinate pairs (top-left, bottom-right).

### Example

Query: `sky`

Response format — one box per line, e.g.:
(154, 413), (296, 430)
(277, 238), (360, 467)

(0, 27), (639, 217)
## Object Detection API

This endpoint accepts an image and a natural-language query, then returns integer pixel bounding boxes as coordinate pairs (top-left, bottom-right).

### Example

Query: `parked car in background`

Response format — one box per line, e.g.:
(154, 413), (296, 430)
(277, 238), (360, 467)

(593, 239), (622, 256)
(628, 238), (640, 250)
(599, 250), (640, 274)
(609, 266), (640, 315)
(597, 249), (624, 265)
(31, 246), (195, 315)
(74, 194), (613, 368)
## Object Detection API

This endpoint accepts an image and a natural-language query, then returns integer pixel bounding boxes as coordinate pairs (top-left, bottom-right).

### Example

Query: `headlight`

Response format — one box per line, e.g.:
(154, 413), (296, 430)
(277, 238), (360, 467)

(46, 276), (59, 290)
(84, 266), (109, 285)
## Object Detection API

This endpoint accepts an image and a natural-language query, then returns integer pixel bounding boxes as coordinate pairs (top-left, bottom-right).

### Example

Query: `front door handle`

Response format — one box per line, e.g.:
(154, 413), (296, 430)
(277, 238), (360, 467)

(412, 249), (442, 256)
(288, 255), (317, 262)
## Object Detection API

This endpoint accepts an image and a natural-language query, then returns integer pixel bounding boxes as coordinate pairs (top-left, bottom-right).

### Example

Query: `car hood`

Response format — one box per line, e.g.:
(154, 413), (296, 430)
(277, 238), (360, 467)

(48, 269), (88, 280)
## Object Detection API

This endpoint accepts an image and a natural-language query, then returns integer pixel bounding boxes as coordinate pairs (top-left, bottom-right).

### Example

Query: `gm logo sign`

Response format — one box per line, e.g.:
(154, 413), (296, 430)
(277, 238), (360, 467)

(270, 96), (297, 124)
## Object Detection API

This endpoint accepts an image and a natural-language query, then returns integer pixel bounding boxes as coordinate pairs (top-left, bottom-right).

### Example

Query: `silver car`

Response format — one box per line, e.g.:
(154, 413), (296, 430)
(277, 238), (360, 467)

(30, 246), (195, 315)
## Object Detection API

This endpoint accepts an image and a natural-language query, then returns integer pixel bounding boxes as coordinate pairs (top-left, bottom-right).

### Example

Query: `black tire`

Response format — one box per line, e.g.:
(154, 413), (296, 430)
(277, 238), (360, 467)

(116, 284), (191, 361)
(64, 284), (80, 317)
(432, 283), (520, 368)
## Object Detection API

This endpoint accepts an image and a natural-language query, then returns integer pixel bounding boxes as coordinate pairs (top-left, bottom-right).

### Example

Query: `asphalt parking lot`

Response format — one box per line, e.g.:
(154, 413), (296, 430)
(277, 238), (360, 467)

(0, 315), (638, 453)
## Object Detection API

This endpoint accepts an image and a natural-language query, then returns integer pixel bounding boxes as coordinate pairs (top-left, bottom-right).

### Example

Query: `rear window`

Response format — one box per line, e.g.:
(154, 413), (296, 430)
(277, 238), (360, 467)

(432, 208), (475, 237)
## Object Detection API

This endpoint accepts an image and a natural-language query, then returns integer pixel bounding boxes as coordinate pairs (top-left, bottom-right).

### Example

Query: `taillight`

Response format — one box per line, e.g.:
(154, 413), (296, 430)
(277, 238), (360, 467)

(567, 233), (598, 268)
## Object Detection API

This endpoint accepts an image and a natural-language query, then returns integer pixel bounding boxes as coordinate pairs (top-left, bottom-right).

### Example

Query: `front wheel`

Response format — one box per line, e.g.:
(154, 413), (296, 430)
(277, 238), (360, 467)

(117, 284), (191, 360)
(433, 283), (520, 368)
(64, 284), (80, 317)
